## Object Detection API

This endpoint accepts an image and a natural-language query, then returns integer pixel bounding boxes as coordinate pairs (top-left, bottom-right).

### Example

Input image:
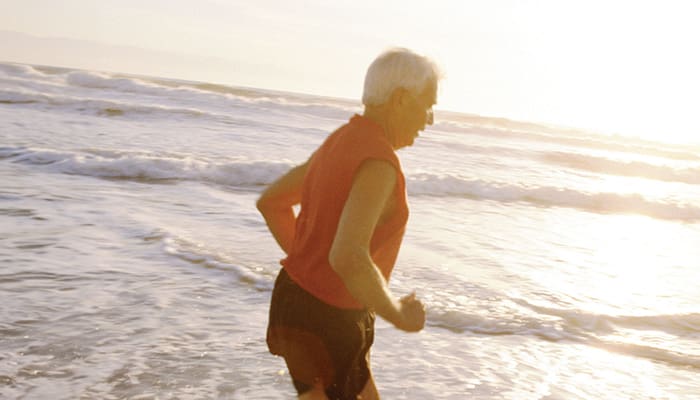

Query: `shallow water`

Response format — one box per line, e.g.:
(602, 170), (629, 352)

(2, 62), (699, 399)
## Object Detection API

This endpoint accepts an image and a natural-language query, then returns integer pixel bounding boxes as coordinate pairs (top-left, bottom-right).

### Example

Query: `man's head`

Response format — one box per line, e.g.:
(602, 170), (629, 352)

(362, 48), (442, 149)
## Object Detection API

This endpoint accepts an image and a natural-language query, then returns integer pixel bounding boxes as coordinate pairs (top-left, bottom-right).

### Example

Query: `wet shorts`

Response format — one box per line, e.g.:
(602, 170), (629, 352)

(267, 268), (375, 399)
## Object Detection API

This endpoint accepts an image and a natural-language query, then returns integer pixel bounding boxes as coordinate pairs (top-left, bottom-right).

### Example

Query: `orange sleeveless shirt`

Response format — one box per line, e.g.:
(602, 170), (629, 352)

(281, 114), (409, 309)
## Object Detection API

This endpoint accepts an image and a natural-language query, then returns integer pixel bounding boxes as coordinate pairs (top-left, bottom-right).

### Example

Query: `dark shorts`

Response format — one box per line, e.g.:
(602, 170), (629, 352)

(267, 268), (375, 399)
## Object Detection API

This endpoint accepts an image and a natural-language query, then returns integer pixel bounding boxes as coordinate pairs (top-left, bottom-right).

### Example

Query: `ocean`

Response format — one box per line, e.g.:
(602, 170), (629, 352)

(1, 61), (699, 399)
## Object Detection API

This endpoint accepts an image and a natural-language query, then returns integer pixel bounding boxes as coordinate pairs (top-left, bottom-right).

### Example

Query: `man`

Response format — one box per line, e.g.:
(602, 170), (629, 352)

(257, 48), (440, 399)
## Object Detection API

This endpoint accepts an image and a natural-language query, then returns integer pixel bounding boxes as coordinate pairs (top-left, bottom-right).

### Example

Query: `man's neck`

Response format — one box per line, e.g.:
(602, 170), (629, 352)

(362, 104), (390, 137)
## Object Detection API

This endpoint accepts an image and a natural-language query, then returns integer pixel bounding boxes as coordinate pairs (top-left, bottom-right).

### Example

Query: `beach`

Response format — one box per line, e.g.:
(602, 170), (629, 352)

(1, 62), (699, 399)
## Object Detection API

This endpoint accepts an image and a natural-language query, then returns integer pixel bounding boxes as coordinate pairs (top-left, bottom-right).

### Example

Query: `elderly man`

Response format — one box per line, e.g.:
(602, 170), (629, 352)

(257, 48), (440, 399)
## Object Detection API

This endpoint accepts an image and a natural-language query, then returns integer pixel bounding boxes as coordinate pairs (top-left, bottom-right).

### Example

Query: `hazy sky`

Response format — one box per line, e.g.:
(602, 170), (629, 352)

(2, 0), (699, 144)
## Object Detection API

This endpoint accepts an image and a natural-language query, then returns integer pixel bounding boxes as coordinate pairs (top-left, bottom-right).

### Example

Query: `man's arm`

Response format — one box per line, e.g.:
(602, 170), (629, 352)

(256, 160), (309, 255)
(329, 159), (425, 332)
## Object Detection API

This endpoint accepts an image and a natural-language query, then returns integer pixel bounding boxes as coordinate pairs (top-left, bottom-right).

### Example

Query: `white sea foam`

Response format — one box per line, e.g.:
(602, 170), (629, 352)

(63, 70), (359, 116)
(3, 146), (697, 221)
(156, 218), (700, 370)
(152, 222), (700, 370)
(2, 71), (357, 122)
(0, 63), (44, 77)
(66, 71), (162, 92)
(0, 147), (293, 187)
(0, 88), (210, 118)
(429, 299), (700, 368)
(433, 119), (700, 161)
(0, 89), (45, 104)
(542, 150), (700, 184)
(407, 173), (700, 221)
(512, 298), (700, 336)
(160, 234), (273, 291)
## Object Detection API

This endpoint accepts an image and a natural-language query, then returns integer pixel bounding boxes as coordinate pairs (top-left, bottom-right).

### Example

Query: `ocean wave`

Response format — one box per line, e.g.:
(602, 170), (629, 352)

(428, 309), (576, 341)
(158, 233), (273, 291)
(0, 88), (208, 119)
(511, 299), (700, 337)
(429, 301), (700, 339)
(520, 301), (700, 369)
(3, 146), (697, 221)
(426, 142), (700, 186)
(157, 224), (700, 370)
(0, 63), (44, 77)
(152, 228), (700, 369)
(3, 62), (700, 163)
(62, 70), (231, 99)
(63, 70), (360, 118)
(0, 147), (294, 187)
(0, 87), (297, 130)
(65, 71), (172, 95)
(588, 337), (700, 369)
(407, 173), (700, 221)
(4, 66), (260, 109)
(542, 151), (700, 184)
(434, 120), (700, 162)
(192, 82), (360, 116)
(2, 71), (356, 122)
(429, 300), (700, 369)
(0, 89), (54, 104)
(59, 69), (355, 117)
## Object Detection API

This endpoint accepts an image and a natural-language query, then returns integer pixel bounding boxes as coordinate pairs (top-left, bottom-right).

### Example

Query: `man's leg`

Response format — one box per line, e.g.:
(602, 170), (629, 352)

(358, 372), (379, 400)
(298, 383), (329, 400)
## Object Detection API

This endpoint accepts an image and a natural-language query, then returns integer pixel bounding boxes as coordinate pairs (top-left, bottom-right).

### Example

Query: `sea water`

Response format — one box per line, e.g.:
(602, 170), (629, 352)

(1, 62), (699, 399)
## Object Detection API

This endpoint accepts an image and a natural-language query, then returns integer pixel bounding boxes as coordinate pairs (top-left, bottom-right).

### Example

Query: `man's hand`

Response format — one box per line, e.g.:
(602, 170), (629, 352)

(394, 292), (426, 332)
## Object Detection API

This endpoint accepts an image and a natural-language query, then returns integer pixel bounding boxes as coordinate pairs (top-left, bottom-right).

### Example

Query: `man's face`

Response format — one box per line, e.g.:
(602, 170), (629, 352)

(389, 83), (437, 149)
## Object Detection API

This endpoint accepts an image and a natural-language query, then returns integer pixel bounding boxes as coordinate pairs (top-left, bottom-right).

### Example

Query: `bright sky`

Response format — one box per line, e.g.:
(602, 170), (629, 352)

(2, 0), (699, 145)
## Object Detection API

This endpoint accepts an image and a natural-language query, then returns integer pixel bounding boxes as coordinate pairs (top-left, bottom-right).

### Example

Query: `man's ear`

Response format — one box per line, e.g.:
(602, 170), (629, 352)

(388, 87), (408, 109)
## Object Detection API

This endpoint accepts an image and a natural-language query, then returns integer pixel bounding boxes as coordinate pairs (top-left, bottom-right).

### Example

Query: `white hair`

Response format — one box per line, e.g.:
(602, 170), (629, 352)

(362, 48), (442, 106)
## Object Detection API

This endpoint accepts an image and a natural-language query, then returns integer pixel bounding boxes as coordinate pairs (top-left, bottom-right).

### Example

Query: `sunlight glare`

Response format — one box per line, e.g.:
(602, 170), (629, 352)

(579, 214), (682, 315)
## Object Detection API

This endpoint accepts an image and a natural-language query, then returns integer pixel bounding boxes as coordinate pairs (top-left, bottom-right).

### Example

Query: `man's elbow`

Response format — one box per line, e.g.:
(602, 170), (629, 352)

(328, 245), (346, 274)
(256, 196), (268, 213)
(329, 245), (364, 278)
(256, 193), (276, 214)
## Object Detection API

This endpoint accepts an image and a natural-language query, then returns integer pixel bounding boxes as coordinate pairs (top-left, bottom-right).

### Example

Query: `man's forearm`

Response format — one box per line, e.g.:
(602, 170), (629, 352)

(332, 249), (402, 326)
(256, 161), (308, 254)
(259, 206), (296, 255)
